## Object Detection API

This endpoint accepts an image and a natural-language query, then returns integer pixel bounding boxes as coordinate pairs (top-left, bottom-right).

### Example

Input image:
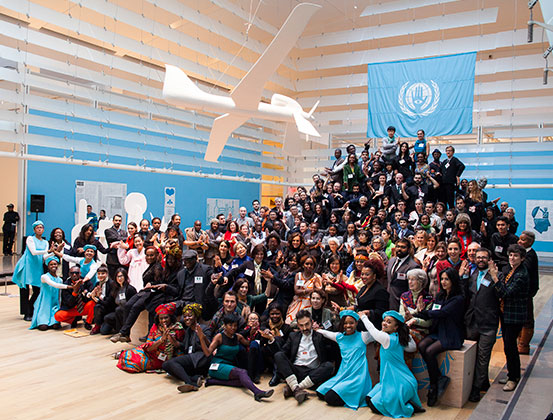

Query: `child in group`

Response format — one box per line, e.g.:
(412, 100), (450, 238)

(30, 255), (73, 331)
(315, 310), (373, 410)
(362, 310), (425, 418)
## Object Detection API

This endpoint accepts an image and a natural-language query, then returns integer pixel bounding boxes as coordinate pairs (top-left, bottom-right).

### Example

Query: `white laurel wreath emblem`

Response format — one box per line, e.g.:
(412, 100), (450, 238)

(398, 80), (440, 117)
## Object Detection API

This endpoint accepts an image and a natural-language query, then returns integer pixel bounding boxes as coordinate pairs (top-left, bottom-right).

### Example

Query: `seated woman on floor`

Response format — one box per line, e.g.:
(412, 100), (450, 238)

(196, 313), (274, 401)
(116, 302), (184, 373)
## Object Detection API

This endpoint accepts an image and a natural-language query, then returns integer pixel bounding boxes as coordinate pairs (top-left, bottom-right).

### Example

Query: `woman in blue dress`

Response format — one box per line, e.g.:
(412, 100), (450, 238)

(12, 220), (51, 321)
(30, 255), (73, 331)
(363, 310), (425, 418)
(54, 244), (100, 286)
(196, 313), (273, 401)
(315, 310), (373, 410)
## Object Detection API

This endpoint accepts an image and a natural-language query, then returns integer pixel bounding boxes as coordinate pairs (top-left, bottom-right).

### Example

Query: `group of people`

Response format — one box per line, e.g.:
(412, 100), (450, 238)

(10, 135), (540, 416)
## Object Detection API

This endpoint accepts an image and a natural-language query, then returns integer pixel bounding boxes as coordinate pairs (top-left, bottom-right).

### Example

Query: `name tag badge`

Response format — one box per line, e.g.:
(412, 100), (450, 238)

(348, 173), (354, 179)
(446, 228), (452, 234)
(194, 276), (203, 284)
(481, 279), (491, 287)
(445, 163), (450, 169)
(255, 339), (261, 345)
(323, 320), (332, 330)
(357, 213), (362, 218)
(296, 279), (305, 287)
(209, 363), (220, 371)
(495, 246), (503, 253)
(419, 192), (425, 197)
(223, 263), (229, 270)
(432, 303), (442, 310)
(469, 206), (476, 212)
(118, 293), (126, 300)
(399, 159), (405, 164)
(397, 272), (406, 280)
(279, 329), (283, 336)
(267, 250), (272, 257)
(244, 268), (254, 277)
(158, 353), (167, 361)
(188, 345), (193, 354)
(354, 298), (358, 307)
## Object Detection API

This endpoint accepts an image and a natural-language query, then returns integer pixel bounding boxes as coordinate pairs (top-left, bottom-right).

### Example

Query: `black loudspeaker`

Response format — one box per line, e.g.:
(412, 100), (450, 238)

(30, 194), (45, 213)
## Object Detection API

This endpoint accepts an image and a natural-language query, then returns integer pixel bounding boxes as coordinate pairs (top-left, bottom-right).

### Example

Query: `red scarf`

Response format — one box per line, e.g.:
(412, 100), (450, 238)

(456, 230), (472, 259)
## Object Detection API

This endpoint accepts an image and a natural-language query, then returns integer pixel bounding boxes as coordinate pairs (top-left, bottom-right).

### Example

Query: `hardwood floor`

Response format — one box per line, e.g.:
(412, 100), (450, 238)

(1, 273), (551, 420)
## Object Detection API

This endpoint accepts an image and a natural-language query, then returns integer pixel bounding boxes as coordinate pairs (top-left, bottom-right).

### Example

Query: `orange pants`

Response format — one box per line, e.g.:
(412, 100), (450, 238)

(55, 301), (95, 324)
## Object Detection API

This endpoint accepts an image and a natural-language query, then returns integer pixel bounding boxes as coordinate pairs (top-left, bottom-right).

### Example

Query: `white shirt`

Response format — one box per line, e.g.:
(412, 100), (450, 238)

(294, 331), (319, 368)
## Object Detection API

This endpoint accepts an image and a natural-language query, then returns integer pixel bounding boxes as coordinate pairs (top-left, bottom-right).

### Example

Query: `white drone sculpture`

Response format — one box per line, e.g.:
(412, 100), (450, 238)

(162, 3), (322, 162)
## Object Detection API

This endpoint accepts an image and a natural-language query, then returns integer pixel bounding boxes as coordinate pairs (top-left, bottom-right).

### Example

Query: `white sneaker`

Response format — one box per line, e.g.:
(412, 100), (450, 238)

(503, 380), (517, 392)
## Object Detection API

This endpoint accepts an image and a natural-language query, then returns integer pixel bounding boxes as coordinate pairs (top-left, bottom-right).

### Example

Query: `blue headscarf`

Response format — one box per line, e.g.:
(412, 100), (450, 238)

(83, 244), (97, 252)
(383, 310), (405, 324)
(45, 255), (59, 265)
(339, 309), (359, 321)
(32, 220), (44, 229)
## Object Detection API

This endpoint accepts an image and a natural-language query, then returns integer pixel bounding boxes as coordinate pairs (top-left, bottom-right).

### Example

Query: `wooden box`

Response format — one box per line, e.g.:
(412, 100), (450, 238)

(411, 340), (477, 408)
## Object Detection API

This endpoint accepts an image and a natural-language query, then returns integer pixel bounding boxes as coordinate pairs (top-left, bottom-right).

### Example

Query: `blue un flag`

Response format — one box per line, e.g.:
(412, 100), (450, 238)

(367, 52), (476, 138)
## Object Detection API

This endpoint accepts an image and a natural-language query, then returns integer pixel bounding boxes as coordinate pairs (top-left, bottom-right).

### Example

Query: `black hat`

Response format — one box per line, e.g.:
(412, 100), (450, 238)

(432, 149), (442, 156)
(183, 250), (198, 259)
(7, 203), (14, 208)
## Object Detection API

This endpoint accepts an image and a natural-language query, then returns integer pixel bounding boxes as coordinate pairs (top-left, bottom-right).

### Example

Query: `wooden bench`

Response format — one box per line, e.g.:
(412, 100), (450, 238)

(411, 340), (477, 408)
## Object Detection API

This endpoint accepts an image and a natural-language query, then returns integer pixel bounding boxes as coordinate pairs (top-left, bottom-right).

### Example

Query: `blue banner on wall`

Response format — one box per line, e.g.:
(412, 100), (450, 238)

(367, 52), (476, 138)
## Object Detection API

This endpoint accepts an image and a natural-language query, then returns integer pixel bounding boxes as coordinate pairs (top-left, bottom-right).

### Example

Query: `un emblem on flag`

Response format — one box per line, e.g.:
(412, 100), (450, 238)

(398, 81), (440, 117)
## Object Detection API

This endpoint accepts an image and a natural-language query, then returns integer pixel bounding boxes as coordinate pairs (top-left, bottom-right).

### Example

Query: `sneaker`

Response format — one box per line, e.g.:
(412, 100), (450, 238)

(409, 401), (426, 413)
(110, 333), (122, 343)
(293, 388), (308, 404)
(138, 335), (147, 342)
(71, 318), (79, 328)
(177, 384), (199, 393)
(119, 335), (131, 343)
(468, 388), (481, 403)
(254, 389), (274, 402)
(23, 315), (32, 322)
(437, 375), (451, 398)
(84, 322), (93, 331)
(503, 380), (518, 392)
(90, 325), (101, 335)
(197, 376), (205, 388)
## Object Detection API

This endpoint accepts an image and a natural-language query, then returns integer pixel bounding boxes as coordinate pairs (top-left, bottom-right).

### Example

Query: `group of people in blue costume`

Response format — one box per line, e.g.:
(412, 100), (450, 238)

(316, 309), (424, 417)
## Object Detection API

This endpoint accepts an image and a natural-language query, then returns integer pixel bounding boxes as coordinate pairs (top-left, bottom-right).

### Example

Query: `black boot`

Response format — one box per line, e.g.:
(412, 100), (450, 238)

(427, 385), (438, 407)
(269, 372), (280, 387)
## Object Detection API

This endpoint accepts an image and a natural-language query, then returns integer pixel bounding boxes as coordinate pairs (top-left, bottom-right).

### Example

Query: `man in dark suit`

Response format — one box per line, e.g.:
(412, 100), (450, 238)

(389, 172), (406, 206)
(466, 248), (501, 402)
(517, 231), (539, 354)
(386, 239), (420, 310)
(440, 146), (465, 209)
(171, 250), (214, 317)
(270, 310), (334, 404)
(104, 214), (126, 280)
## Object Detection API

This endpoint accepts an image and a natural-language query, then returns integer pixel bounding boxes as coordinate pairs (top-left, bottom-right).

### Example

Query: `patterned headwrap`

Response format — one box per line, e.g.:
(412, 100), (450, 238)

(383, 310), (405, 324)
(339, 309), (360, 321)
(83, 244), (97, 252)
(155, 302), (177, 315)
(32, 220), (44, 229)
(183, 303), (202, 319)
(45, 255), (59, 265)
(354, 254), (369, 261)
(167, 246), (182, 261)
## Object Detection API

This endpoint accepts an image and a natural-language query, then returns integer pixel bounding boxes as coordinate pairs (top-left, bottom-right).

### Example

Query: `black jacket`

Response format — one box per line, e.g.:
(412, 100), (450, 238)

(59, 278), (95, 311)
(355, 281), (390, 327)
(490, 232), (518, 270)
(524, 248), (539, 297)
(169, 262), (213, 312)
(270, 330), (332, 364)
(440, 156), (465, 185)
(104, 227), (127, 265)
(465, 270), (501, 332)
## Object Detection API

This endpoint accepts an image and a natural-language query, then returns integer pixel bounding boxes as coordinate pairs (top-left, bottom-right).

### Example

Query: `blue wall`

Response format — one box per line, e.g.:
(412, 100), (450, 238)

(25, 160), (259, 236)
